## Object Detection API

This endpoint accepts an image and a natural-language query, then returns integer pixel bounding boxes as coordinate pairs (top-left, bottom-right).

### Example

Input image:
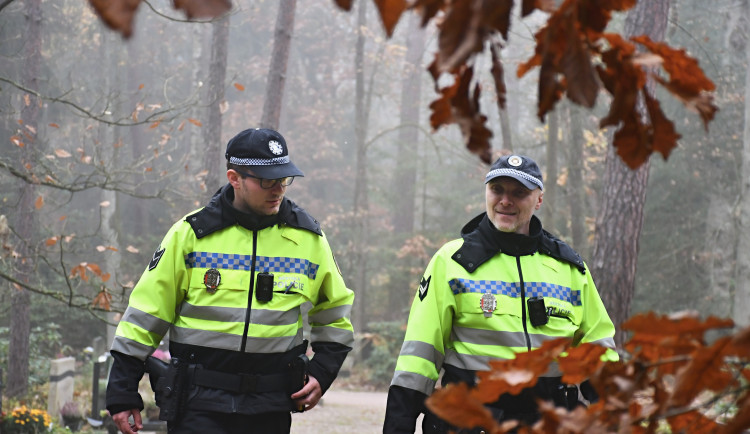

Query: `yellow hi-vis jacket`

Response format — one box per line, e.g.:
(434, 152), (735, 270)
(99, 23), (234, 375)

(385, 214), (617, 433)
(107, 185), (354, 416)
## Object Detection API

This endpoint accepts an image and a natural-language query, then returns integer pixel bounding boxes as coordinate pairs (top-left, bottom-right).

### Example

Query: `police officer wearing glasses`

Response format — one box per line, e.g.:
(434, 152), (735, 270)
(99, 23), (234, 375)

(106, 128), (355, 434)
(383, 155), (618, 433)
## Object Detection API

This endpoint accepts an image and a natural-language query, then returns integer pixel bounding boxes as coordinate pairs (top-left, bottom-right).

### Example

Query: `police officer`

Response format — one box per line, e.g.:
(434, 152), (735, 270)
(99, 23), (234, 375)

(106, 128), (355, 434)
(383, 155), (618, 433)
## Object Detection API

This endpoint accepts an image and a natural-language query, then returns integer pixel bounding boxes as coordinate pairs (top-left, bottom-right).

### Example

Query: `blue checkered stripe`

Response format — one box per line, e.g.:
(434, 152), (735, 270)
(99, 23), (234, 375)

(185, 252), (319, 279)
(449, 278), (581, 306)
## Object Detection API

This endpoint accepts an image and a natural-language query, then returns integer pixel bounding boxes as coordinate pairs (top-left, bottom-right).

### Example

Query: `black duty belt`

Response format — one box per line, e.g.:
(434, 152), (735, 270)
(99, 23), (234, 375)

(188, 366), (289, 394)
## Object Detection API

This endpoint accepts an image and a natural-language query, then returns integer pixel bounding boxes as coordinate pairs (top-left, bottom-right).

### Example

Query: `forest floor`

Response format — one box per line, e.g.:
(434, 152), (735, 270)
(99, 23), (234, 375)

(290, 388), (424, 434)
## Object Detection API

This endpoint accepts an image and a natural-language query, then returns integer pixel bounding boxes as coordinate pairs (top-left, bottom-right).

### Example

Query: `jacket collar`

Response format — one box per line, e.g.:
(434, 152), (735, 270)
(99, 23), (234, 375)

(452, 213), (585, 274)
(186, 184), (321, 239)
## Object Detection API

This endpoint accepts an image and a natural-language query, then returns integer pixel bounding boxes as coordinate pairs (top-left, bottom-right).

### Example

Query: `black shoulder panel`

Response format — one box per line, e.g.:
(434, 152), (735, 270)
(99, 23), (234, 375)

(186, 185), (232, 239)
(280, 198), (322, 236)
(539, 230), (586, 274)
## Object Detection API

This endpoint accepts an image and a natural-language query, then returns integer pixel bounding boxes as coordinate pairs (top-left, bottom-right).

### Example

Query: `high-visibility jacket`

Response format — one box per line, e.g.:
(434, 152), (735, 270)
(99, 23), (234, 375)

(384, 214), (617, 433)
(107, 185), (355, 417)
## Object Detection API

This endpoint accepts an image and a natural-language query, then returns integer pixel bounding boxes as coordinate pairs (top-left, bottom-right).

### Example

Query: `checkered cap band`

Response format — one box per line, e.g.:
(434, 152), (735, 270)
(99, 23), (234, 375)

(228, 155), (291, 166)
(485, 168), (544, 190)
(449, 278), (581, 306)
(185, 252), (319, 280)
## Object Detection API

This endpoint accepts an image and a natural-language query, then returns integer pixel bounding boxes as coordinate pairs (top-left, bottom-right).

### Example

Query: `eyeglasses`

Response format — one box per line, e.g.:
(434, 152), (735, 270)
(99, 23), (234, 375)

(234, 169), (294, 189)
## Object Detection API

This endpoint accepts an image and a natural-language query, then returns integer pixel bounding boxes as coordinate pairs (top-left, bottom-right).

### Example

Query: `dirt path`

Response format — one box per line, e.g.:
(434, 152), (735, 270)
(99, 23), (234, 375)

(290, 389), (423, 433)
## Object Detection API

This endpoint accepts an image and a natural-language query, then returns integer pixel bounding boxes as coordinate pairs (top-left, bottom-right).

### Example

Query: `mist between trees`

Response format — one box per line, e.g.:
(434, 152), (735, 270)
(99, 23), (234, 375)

(0, 0), (747, 404)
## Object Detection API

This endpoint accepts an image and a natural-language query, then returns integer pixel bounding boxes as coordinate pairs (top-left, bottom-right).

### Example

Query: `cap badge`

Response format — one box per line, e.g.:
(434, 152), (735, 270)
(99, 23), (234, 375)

(480, 292), (497, 318)
(204, 268), (221, 294)
(268, 140), (283, 155)
(508, 155), (523, 167)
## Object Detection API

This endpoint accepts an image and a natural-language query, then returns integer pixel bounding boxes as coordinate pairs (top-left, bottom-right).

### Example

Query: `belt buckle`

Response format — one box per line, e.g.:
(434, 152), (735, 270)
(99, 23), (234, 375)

(239, 373), (258, 393)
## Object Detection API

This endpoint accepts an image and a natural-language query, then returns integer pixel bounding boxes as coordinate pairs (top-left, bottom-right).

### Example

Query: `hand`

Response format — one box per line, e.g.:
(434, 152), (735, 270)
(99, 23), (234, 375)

(111, 409), (143, 433)
(290, 375), (323, 412)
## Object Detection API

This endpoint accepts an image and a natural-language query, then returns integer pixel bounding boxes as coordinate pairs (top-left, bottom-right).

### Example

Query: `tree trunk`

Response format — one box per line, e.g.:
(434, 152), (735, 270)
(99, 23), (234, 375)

(351, 0), (370, 336)
(590, 0), (669, 347)
(202, 13), (230, 195)
(542, 109), (559, 234)
(494, 45), (513, 152)
(733, 0), (750, 327)
(567, 104), (587, 256)
(260, 0), (296, 130)
(706, 194), (734, 317)
(7, 0), (42, 398)
(391, 12), (425, 234)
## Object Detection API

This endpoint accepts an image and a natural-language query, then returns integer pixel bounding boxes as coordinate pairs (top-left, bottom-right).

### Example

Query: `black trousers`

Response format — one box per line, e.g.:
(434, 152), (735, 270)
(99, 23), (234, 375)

(168, 410), (292, 434)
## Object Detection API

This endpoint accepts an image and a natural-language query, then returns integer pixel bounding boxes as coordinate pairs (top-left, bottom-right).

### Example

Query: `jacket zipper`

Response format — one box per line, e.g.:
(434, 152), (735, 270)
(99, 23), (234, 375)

(516, 256), (532, 351)
(240, 230), (258, 353)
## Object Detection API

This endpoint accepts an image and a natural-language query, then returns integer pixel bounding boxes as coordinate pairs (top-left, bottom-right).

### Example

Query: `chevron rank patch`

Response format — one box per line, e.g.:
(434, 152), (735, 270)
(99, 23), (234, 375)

(418, 275), (431, 301)
(148, 246), (165, 271)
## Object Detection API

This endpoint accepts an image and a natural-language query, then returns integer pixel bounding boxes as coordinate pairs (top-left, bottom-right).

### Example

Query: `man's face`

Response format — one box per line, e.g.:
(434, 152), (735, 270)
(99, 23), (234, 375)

(228, 169), (286, 215)
(485, 177), (543, 235)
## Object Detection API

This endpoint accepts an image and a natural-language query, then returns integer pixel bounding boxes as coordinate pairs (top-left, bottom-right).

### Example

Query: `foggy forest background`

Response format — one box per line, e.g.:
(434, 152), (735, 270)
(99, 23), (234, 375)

(1, 0), (748, 397)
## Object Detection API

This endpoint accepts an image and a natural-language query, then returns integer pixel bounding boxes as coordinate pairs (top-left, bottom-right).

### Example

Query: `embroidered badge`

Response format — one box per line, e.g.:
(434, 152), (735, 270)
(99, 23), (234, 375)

(269, 140), (283, 155)
(204, 268), (221, 294)
(418, 276), (431, 301)
(148, 247), (165, 271)
(480, 292), (497, 318)
(508, 155), (523, 167)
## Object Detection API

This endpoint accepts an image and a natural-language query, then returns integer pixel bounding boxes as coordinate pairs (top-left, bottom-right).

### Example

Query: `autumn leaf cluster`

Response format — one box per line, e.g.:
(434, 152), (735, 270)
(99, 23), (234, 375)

(334, 0), (718, 169)
(425, 312), (750, 433)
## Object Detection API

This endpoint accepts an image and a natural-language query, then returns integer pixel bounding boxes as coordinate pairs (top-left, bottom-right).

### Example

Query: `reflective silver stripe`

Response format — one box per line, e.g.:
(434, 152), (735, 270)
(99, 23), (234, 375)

(451, 326), (528, 348)
(587, 336), (616, 349)
(111, 335), (155, 361)
(452, 326), (574, 349)
(170, 325), (304, 353)
(399, 340), (444, 371)
(179, 303), (300, 326)
(310, 325), (355, 348)
(121, 306), (171, 337)
(528, 332), (573, 348)
(178, 302), (246, 323)
(251, 307), (300, 326)
(308, 304), (352, 325)
(444, 350), (563, 378)
(444, 348), (495, 371)
(390, 370), (437, 396)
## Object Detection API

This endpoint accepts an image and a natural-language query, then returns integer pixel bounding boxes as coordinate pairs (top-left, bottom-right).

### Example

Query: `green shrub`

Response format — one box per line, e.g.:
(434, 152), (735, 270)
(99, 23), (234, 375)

(362, 321), (406, 388)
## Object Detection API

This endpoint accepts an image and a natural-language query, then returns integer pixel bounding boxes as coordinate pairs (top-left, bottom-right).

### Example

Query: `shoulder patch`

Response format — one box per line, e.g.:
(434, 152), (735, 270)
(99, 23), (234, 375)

(148, 246), (166, 271)
(418, 275), (431, 301)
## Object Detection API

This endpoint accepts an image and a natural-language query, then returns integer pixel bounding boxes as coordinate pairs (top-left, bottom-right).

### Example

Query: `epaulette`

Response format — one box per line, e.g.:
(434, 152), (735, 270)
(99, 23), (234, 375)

(539, 230), (586, 274)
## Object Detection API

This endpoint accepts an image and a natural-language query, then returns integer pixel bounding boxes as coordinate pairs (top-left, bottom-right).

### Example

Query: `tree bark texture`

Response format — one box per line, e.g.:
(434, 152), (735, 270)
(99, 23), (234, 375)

(706, 194), (734, 317)
(260, 0), (296, 130)
(542, 109), (559, 234)
(568, 104), (586, 256)
(732, 1), (750, 327)
(494, 47), (513, 152)
(351, 0), (370, 335)
(202, 14), (230, 196)
(590, 0), (669, 347)
(387, 12), (426, 320)
(391, 12), (425, 234)
(7, 0), (42, 398)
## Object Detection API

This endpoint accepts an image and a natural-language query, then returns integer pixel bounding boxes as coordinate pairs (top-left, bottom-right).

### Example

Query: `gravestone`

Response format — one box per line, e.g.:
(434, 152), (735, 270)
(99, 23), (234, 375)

(48, 357), (75, 422)
(92, 336), (106, 358)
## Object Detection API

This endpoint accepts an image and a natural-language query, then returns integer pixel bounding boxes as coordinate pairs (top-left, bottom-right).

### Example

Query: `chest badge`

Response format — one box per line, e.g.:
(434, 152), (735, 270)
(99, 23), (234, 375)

(480, 293), (497, 318)
(204, 268), (221, 294)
